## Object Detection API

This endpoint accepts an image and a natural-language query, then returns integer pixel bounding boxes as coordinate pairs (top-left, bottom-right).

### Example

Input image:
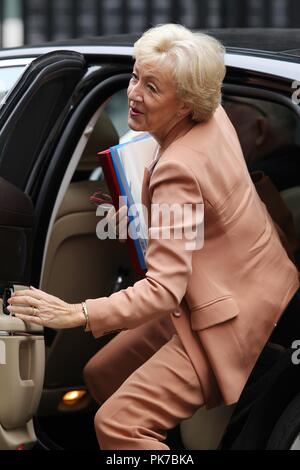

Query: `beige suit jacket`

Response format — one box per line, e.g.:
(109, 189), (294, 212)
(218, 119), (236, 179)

(86, 106), (299, 408)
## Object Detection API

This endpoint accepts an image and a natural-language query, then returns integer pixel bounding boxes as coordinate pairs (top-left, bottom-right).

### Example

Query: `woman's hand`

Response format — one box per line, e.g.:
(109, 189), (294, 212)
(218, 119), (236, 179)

(6, 286), (85, 329)
(107, 204), (128, 242)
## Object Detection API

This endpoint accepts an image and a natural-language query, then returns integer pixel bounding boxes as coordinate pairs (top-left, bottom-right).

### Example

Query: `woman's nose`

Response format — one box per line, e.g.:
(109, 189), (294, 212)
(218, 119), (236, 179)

(127, 84), (143, 103)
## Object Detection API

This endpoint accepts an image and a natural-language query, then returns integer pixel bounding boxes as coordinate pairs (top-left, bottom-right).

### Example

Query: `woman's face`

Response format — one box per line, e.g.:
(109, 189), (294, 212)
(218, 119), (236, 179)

(127, 60), (188, 143)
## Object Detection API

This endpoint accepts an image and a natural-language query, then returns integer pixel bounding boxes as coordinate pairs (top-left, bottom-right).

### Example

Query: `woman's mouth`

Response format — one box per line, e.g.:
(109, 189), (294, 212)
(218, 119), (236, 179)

(129, 106), (144, 117)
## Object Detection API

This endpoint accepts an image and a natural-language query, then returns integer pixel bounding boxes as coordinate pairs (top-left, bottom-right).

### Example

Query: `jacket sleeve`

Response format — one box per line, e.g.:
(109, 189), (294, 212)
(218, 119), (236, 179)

(86, 159), (204, 337)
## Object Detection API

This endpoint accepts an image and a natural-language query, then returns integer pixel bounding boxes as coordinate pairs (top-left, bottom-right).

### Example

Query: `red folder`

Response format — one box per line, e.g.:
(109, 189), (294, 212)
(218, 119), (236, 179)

(96, 135), (159, 278)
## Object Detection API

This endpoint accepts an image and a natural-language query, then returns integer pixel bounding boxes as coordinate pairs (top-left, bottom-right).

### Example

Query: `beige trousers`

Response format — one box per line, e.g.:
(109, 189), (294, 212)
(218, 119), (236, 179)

(83, 314), (204, 450)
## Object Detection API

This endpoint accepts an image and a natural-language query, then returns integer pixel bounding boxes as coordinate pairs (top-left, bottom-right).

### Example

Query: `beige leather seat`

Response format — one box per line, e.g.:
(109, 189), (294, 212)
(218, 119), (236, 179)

(40, 111), (133, 395)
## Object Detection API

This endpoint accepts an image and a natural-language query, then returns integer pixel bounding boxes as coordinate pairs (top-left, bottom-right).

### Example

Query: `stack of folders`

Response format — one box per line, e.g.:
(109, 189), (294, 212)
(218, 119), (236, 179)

(98, 133), (159, 274)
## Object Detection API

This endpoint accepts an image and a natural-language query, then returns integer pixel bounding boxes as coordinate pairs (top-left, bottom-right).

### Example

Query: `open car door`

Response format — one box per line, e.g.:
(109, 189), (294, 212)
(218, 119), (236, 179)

(0, 50), (87, 449)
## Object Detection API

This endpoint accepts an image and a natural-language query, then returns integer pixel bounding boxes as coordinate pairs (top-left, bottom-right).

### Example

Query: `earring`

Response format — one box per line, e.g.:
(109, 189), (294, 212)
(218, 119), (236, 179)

(177, 112), (181, 118)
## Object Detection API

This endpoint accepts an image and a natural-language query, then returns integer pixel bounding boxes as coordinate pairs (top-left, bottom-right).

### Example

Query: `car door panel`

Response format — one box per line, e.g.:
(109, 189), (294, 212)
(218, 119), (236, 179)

(0, 51), (87, 449)
(0, 177), (33, 287)
(0, 176), (41, 448)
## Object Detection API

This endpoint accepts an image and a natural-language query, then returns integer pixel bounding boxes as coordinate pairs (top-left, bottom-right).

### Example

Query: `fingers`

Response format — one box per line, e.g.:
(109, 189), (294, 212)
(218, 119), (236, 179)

(117, 206), (128, 223)
(10, 289), (41, 299)
(8, 286), (52, 304)
(29, 286), (42, 293)
(14, 314), (43, 326)
(117, 215), (129, 243)
(106, 206), (115, 219)
(118, 204), (128, 216)
(106, 205), (128, 243)
(107, 205), (128, 225)
(116, 206), (129, 237)
(7, 294), (40, 307)
(7, 305), (37, 316)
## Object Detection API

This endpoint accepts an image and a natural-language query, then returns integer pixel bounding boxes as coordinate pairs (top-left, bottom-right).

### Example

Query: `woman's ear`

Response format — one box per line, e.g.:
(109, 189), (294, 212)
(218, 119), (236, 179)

(178, 101), (193, 118)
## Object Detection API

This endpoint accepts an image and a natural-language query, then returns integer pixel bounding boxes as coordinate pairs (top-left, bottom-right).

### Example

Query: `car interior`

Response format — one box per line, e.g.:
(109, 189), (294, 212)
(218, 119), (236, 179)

(1, 83), (300, 450)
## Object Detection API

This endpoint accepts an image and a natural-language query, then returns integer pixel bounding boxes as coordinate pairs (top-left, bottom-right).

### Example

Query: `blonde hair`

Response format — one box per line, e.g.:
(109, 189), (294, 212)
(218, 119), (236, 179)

(133, 24), (226, 122)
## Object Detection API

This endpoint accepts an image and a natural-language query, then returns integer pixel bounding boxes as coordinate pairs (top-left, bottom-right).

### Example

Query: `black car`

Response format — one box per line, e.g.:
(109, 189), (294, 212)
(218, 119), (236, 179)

(0, 29), (300, 450)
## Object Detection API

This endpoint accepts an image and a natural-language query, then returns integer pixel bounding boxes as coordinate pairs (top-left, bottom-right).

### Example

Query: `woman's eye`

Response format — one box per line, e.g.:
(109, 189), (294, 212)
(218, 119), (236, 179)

(131, 73), (138, 81)
(147, 84), (157, 93)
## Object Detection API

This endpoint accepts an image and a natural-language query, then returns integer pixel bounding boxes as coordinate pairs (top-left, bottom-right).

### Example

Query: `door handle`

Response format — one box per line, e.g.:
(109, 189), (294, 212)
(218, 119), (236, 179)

(1, 285), (14, 315)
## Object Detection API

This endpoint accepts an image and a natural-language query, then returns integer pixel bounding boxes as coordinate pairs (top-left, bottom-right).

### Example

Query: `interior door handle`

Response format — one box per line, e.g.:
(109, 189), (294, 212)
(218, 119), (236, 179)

(1, 285), (14, 315)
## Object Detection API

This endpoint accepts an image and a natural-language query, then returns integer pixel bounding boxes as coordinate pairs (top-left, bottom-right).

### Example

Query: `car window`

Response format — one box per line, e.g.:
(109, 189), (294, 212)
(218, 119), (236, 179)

(223, 95), (300, 267)
(104, 88), (129, 139)
(223, 96), (299, 192)
(0, 66), (26, 103)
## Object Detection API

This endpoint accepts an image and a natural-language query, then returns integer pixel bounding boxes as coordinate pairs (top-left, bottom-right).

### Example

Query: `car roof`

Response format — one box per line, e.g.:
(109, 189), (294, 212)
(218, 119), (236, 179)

(35, 29), (300, 55)
(1, 28), (300, 61)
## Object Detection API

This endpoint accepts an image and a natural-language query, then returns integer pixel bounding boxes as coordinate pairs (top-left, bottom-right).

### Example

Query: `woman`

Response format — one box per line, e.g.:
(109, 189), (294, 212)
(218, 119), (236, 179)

(7, 24), (299, 450)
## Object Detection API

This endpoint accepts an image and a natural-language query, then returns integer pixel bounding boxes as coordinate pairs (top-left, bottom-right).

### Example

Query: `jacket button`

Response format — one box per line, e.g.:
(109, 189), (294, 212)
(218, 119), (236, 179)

(172, 309), (181, 318)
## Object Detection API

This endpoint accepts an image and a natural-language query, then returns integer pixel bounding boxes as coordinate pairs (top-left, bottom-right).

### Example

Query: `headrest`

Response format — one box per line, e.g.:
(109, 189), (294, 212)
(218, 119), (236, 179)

(78, 111), (119, 171)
